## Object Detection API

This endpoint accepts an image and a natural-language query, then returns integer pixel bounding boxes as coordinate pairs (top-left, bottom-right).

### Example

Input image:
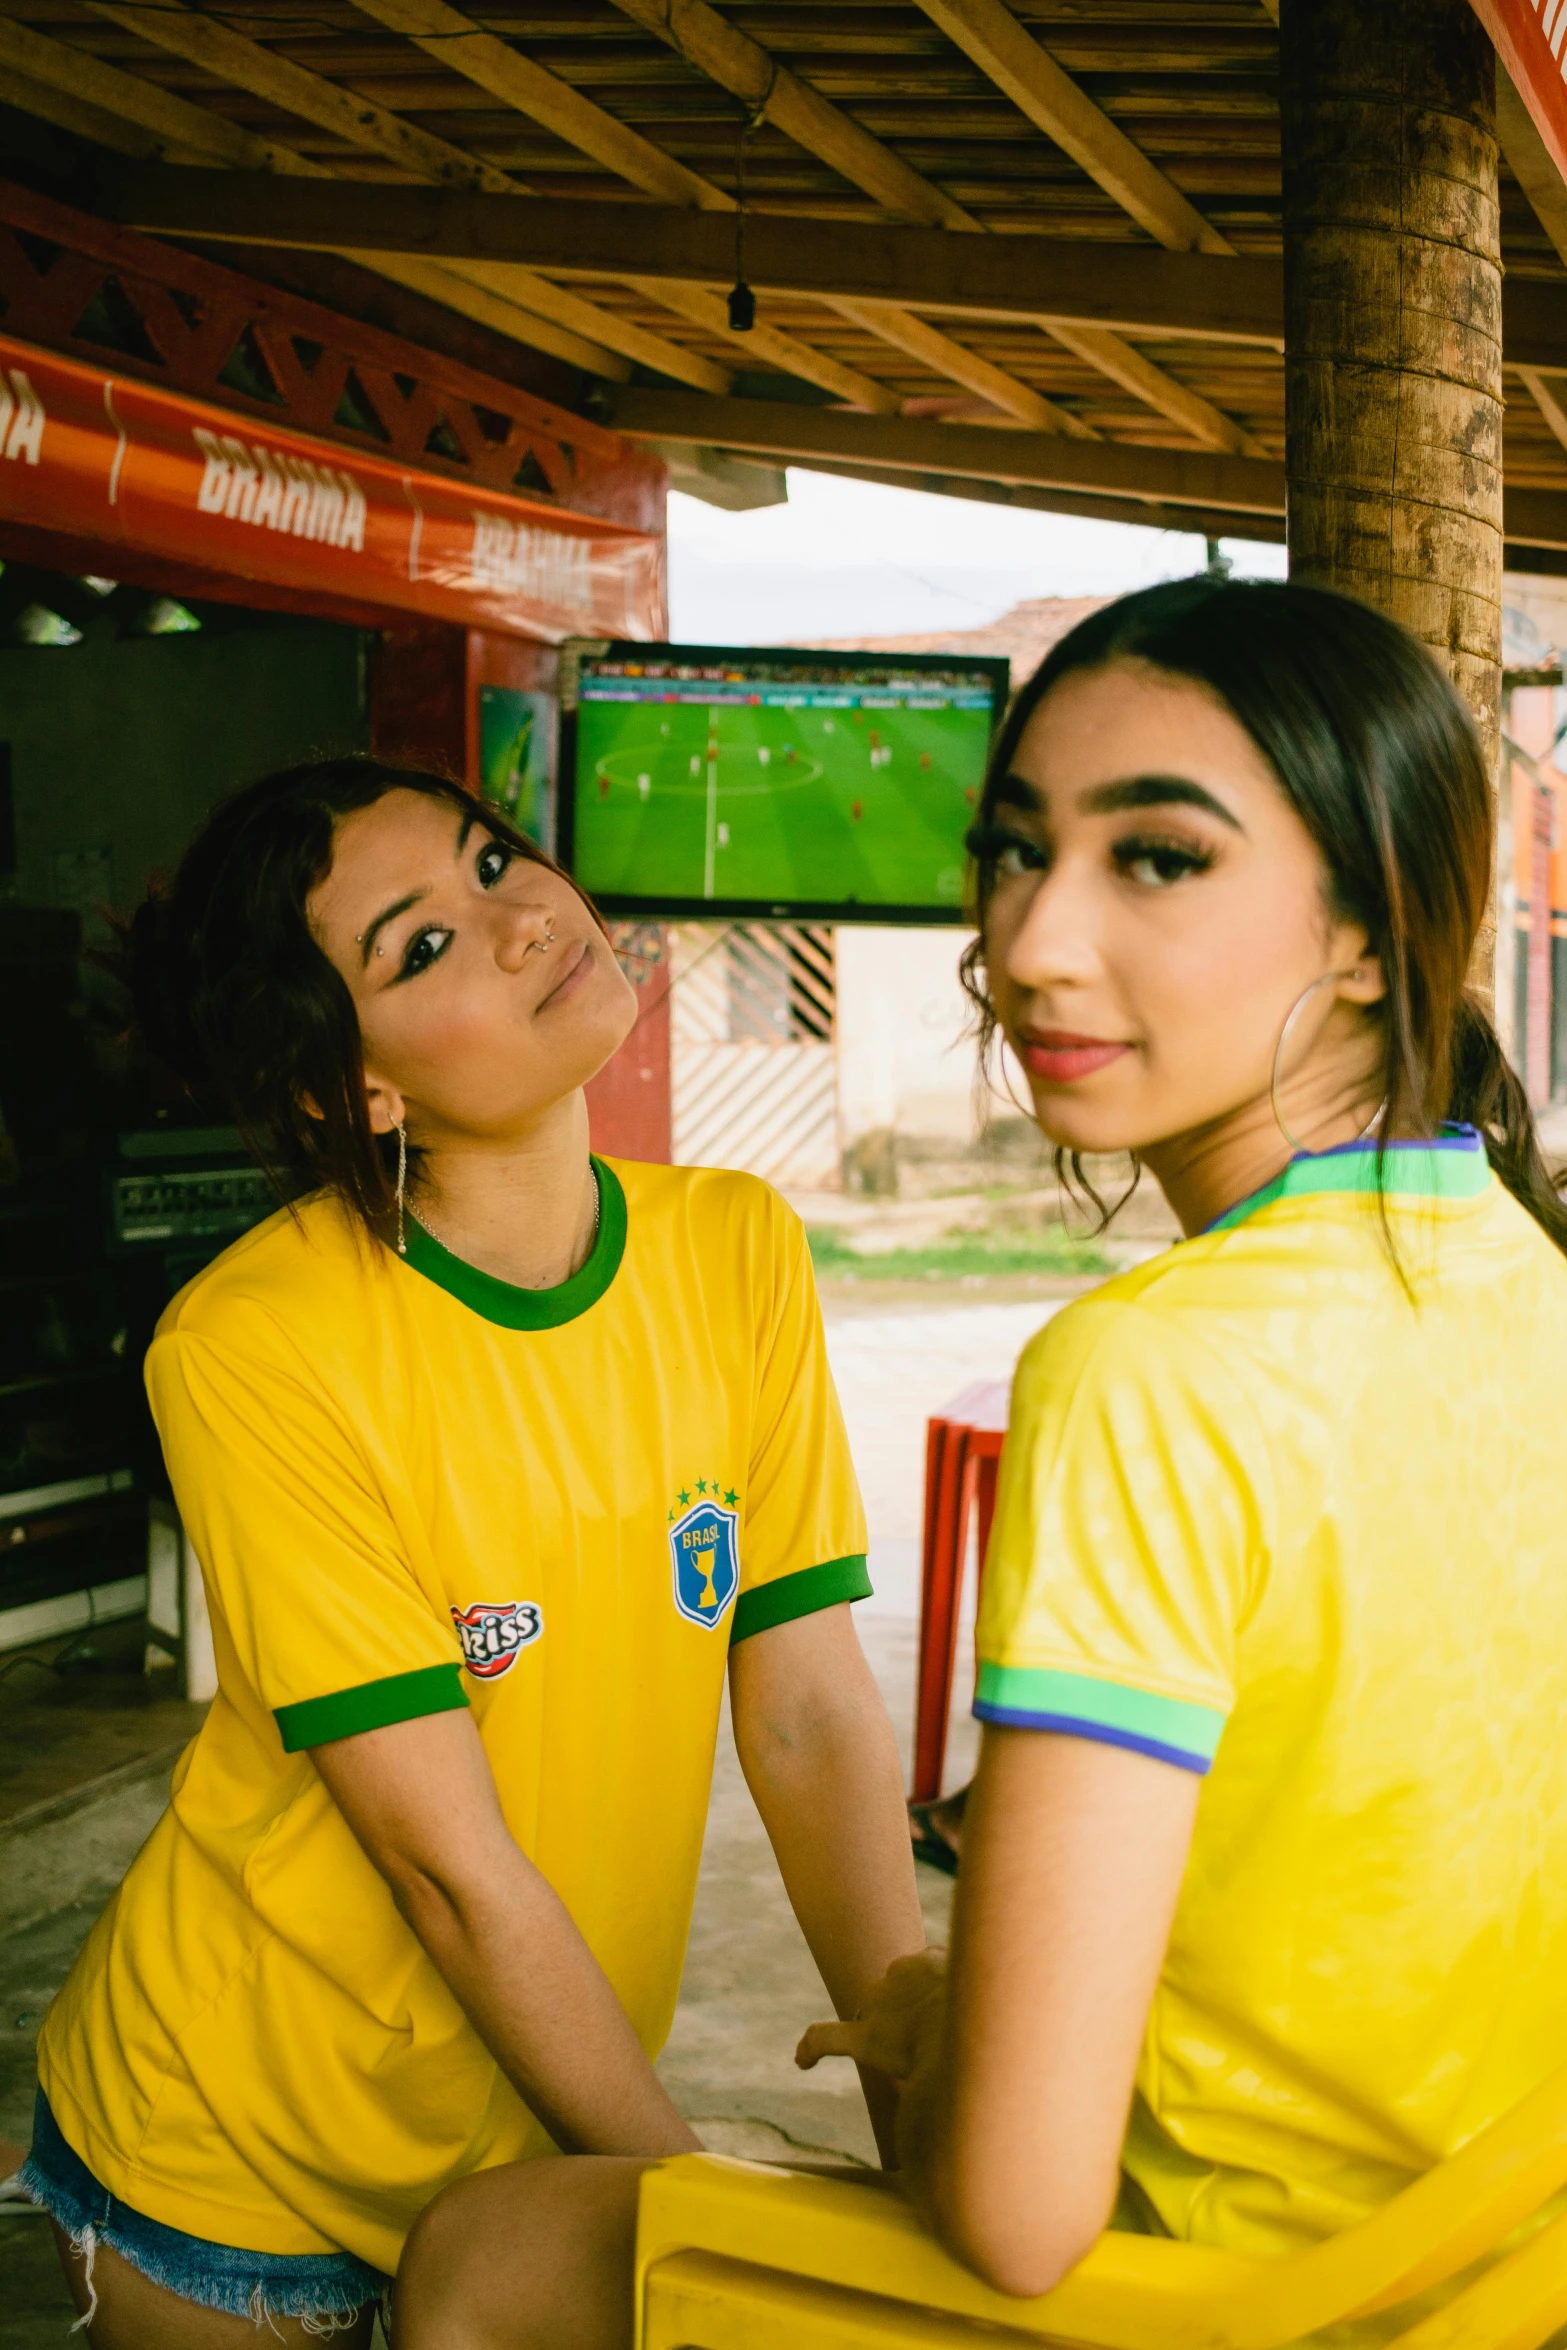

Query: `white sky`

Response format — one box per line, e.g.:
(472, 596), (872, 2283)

(666, 465), (1287, 646)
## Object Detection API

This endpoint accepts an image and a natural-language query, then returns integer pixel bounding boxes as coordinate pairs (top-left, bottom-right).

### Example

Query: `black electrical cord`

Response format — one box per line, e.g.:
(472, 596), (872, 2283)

(728, 91), (772, 333)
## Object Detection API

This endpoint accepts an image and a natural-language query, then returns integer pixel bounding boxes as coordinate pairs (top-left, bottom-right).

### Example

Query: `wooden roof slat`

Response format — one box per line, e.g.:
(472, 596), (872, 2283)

(79, 0), (532, 191)
(1043, 318), (1265, 453)
(330, 0), (1078, 426)
(87, 0), (765, 391)
(346, 0), (732, 205)
(1, 6), (735, 382)
(915, 0), (1236, 252)
(603, 0), (1267, 447)
(605, 0), (984, 229)
(625, 273), (899, 406)
(830, 296), (1098, 432)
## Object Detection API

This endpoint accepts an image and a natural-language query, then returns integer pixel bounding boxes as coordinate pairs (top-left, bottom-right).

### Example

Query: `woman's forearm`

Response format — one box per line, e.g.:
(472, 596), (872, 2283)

(731, 1606), (926, 2139)
(394, 1849), (699, 2158)
(313, 1709), (698, 2161)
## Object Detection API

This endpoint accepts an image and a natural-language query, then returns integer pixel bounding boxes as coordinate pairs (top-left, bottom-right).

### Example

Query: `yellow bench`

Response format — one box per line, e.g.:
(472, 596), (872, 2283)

(635, 2061), (1567, 2349)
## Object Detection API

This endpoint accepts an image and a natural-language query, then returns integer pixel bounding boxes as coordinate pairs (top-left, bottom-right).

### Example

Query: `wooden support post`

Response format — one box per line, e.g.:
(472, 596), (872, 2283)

(1280, 0), (1503, 784)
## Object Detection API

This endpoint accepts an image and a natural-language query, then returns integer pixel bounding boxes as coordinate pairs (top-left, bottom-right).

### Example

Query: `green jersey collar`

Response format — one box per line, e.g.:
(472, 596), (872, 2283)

(401, 1157), (627, 1329)
(1208, 1125), (1491, 1236)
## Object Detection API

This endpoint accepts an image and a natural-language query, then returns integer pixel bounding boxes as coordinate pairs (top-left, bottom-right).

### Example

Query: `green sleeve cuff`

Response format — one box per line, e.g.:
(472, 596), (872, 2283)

(275, 1661), (469, 1752)
(730, 1553), (872, 1646)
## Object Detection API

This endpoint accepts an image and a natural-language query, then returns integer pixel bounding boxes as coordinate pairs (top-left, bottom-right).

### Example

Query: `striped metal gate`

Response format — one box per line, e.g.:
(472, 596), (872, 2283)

(670, 924), (840, 1190)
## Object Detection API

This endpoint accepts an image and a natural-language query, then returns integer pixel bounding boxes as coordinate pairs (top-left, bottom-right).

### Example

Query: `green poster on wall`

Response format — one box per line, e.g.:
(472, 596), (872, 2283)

(478, 686), (555, 851)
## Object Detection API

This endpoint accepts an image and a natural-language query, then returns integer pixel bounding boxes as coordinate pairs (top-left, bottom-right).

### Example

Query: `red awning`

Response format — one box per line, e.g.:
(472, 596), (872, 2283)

(1472, 0), (1567, 183)
(0, 331), (664, 644)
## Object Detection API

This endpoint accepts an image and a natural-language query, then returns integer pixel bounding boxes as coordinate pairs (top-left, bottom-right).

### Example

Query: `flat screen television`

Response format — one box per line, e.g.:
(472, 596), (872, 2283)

(557, 640), (1010, 923)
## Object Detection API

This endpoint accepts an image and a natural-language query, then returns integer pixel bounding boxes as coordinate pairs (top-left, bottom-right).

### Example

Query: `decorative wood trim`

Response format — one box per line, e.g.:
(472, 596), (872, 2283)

(0, 178), (621, 500)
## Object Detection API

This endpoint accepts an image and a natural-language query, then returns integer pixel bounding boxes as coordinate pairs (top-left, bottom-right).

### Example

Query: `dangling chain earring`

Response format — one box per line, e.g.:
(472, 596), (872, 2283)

(1270, 970), (1384, 1157)
(392, 1115), (408, 1256)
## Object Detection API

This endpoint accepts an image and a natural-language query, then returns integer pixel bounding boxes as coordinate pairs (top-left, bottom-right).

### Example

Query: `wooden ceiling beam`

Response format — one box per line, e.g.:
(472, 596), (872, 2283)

(68, 0), (731, 392)
(1516, 368), (1567, 460)
(80, 0), (527, 195)
(828, 299), (1097, 434)
(1501, 485), (1567, 548)
(797, 458), (1287, 547)
(341, 0), (901, 410)
(0, 18), (656, 380)
(605, 0), (983, 232)
(345, 0), (732, 212)
(140, 0), (1099, 430)
(112, 170), (1289, 344)
(601, 0), (1261, 446)
(609, 388), (1288, 517)
(0, 13), (323, 177)
(1044, 322), (1268, 457)
(625, 279), (899, 411)
(432, 267), (726, 387)
(914, 0), (1237, 257)
(345, 0), (1073, 429)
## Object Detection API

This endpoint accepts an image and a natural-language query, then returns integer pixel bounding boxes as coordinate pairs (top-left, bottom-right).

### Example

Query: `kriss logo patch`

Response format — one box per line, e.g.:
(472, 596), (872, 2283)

(450, 1599), (543, 1680)
(668, 1479), (740, 1631)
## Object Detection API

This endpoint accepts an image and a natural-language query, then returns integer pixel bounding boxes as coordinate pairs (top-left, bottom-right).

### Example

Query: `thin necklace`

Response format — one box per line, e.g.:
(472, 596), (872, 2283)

(411, 1165), (601, 1270)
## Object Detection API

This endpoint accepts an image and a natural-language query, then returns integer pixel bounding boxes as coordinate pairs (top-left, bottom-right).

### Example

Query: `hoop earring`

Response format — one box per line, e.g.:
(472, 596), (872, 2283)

(392, 1115), (407, 1256)
(1270, 969), (1364, 1157)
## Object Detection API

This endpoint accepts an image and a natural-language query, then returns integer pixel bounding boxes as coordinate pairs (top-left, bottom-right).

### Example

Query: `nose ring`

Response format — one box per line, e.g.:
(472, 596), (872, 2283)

(530, 923), (556, 956)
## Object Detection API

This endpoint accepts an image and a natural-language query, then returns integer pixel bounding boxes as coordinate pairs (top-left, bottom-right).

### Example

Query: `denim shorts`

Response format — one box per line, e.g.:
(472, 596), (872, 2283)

(19, 2088), (391, 2327)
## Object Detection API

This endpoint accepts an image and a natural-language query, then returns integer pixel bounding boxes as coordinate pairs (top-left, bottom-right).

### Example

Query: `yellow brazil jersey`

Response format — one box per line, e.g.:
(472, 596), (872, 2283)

(39, 1158), (868, 2276)
(976, 1129), (1567, 2274)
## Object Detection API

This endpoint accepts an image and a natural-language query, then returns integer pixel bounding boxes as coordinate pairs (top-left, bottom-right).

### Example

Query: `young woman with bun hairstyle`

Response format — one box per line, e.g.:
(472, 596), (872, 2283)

(22, 758), (923, 2347)
(799, 579), (1567, 2331)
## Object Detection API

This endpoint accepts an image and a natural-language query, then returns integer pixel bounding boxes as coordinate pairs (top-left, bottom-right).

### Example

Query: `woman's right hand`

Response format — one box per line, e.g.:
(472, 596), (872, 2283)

(795, 1947), (947, 2086)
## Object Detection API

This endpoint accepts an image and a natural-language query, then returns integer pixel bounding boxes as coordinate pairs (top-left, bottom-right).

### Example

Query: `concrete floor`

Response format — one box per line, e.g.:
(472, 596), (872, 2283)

(0, 1292), (1051, 2342)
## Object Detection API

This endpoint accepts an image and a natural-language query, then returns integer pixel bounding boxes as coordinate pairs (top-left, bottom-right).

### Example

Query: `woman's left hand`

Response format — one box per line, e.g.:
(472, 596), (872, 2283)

(795, 1947), (948, 2086)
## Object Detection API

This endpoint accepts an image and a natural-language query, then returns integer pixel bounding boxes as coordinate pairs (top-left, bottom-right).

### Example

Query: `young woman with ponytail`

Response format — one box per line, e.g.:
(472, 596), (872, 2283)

(798, 579), (1567, 2333)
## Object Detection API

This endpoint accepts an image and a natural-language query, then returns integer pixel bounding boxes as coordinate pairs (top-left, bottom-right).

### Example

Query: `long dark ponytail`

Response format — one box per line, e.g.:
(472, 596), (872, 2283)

(963, 577), (1567, 1256)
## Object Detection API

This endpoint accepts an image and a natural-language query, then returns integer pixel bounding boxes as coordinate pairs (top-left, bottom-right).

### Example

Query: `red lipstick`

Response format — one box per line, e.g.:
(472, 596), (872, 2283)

(1019, 1029), (1132, 1084)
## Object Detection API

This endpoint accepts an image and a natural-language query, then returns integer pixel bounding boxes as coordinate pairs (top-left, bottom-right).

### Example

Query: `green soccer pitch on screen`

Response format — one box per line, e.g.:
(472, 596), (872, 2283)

(557, 642), (1009, 924)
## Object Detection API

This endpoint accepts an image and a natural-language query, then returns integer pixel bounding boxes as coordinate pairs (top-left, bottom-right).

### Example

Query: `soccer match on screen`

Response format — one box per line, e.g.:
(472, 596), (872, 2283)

(566, 649), (1004, 917)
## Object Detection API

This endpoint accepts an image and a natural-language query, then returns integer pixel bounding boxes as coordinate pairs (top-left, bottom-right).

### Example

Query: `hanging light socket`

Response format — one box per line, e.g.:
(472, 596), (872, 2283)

(727, 97), (766, 338)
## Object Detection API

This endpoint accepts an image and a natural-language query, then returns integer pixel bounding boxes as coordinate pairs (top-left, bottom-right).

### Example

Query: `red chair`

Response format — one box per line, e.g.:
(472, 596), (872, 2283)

(912, 1377), (1010, 1804)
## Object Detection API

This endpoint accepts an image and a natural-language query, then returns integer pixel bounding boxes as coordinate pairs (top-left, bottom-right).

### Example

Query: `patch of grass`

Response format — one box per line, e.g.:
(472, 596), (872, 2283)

(806, 1224), (1112, 1283)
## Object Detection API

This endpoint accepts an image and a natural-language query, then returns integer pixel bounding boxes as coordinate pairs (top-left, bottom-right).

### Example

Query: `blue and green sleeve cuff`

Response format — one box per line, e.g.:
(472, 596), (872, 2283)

(275, 1662), (469, 1752)
(974, 1662), (1225, 1774)
(731, 1553), (872, 1646)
